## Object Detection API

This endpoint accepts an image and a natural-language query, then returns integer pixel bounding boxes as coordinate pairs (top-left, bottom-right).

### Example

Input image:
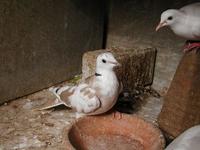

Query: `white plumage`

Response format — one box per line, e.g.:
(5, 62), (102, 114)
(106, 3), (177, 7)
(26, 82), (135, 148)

(41, 52), (122, 115)
(165, 125), (200, 150)
(156, 2), (200, 40)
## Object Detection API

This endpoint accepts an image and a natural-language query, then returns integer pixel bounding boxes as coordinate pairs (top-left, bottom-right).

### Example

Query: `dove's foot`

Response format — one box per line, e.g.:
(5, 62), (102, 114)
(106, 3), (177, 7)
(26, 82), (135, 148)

(183, 41), (200, 53)
(75, 112), (85, 119)
(113, 111), (123, 120)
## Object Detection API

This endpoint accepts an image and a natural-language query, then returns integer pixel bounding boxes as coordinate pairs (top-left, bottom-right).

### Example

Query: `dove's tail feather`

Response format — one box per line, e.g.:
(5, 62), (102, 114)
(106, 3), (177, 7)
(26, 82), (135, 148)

(49, 85), (75, 105)
(51, 85), (75, 95)
(49, 85), (73, 95)
(49, 87), (61, 99)
(35, 98), (64, 111)
(40, 85), (75, 110)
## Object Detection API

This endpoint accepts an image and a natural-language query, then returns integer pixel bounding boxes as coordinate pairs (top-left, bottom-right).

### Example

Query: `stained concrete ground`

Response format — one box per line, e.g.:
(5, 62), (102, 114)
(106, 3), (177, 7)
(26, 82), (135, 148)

(0, 90), (74, 150)
(0, 1), (187, 149)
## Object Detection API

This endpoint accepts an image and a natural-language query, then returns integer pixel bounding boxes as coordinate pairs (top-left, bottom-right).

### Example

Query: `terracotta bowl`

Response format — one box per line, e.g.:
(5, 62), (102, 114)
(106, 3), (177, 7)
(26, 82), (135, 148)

(63, 114), (165, 150)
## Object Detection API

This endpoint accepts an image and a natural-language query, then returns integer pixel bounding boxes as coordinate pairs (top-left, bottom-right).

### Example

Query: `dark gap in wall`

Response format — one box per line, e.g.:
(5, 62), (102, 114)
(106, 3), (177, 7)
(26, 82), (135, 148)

(102, 0), (110, 49)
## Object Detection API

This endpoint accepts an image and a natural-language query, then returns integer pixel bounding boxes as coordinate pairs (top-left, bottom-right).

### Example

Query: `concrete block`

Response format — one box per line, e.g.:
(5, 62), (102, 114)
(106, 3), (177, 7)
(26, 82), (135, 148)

(0, 0), (104, 103)
(82, 47), (156, 91)
(158, 50), (200, 138)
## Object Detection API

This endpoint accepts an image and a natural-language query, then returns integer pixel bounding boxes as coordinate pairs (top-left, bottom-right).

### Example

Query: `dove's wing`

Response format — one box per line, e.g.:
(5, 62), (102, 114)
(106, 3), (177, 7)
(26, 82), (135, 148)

(70, 83), (101, 114)
(35, 98), (64, 110)
(179, 3), (200, 40)
(81, 75), (95, 86)
(180, 3), (200, 17)
(54, 85), (76, 107)
(39, 75), (100, 114)
(35, 86), (75, 110)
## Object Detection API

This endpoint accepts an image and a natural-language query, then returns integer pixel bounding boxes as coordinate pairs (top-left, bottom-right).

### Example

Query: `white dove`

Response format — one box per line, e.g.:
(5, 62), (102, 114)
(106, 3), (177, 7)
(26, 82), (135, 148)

(165, 125), (200, 150)
(156, 2), (200, 52)
(41, 52), (122, 116)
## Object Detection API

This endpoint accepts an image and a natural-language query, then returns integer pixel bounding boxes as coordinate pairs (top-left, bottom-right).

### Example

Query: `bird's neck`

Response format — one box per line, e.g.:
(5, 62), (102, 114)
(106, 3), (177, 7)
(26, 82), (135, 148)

(95, 67), (119, 98)
(95, 68), (115, 77)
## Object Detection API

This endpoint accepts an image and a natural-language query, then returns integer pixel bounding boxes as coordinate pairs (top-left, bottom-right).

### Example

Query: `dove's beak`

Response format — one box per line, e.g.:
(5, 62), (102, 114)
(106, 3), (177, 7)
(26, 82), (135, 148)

(108, 61), (121, 67)
(116, 62), (121, 67)
(156, 21), (167, 31)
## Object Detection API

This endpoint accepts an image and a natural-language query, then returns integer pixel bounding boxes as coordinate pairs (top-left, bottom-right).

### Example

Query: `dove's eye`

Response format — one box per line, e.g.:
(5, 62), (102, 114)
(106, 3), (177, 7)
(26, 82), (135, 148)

(168, 16), (173, 20)
(102, 59), (106, 63)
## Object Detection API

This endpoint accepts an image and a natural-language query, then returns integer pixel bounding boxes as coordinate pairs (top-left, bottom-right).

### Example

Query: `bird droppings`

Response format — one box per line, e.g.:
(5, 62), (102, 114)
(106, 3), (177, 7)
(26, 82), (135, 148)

(115, 86), (161, 116)
(67, 75), (82, 84)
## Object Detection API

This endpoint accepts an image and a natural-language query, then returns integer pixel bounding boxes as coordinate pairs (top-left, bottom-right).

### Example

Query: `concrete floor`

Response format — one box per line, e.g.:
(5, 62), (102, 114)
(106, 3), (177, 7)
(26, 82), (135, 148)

(0, 90), (72, 150)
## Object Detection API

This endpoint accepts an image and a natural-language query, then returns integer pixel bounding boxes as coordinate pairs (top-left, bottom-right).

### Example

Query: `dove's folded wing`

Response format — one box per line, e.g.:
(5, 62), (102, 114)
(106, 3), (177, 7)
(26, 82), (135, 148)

(70, 83), (101, 114)
(180, 2), (200, 17)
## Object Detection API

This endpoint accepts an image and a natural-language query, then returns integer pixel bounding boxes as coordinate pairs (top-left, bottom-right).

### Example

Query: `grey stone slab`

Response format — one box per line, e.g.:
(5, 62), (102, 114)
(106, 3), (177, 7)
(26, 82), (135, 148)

(0, 0), (104, 103)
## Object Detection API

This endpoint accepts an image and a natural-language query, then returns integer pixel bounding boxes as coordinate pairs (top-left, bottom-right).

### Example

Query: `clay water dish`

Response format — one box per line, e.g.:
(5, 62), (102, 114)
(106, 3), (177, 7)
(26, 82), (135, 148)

(62, 113), (165, 150)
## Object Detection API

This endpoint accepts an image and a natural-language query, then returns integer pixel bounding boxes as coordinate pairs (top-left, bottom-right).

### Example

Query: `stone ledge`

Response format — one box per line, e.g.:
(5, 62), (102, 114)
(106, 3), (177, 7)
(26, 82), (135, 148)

(82, 47), (157, 91)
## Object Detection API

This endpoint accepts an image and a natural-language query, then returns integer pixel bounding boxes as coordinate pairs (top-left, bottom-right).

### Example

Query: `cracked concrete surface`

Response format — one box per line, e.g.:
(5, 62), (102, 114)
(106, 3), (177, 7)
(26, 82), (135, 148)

(0, 90), (76, 150)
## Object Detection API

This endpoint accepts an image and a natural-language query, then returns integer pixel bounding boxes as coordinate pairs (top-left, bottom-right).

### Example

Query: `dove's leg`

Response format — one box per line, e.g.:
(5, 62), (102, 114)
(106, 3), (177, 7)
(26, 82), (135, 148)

(113, 111), (123, 119)
(75, 112), (85, 119)
(183, 41), (200, 53)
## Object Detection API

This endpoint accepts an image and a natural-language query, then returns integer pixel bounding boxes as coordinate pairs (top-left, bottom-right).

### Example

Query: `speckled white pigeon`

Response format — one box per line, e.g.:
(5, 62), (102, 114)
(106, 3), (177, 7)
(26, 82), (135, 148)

(39, 52), (122, 115)
(156, 2), (200, 52)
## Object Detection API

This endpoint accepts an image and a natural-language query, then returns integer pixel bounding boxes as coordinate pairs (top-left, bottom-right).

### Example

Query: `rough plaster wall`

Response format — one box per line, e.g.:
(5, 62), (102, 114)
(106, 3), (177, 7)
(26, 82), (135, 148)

(0, 0), (104, 103)
(106, 0), (198, 93)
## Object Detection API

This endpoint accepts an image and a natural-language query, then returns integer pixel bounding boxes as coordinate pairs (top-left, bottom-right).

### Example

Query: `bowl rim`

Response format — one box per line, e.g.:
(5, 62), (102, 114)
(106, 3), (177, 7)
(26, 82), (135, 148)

(61, 113), (166, 150)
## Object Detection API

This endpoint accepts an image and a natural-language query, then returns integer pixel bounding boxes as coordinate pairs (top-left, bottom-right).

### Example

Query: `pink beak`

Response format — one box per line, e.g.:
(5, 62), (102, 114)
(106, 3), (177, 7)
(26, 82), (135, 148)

(156, 21), (167, 31)
(108, 60), (121, 66)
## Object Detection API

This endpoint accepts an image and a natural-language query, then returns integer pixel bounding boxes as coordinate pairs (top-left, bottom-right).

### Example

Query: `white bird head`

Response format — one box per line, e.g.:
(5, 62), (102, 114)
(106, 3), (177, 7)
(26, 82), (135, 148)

(156, 9), (182, 31)
(96, 52), (120, 71)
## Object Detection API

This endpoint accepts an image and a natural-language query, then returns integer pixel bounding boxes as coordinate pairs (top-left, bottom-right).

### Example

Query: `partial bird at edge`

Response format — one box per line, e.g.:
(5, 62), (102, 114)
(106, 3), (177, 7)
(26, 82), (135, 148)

(156, 2), (200, 52)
